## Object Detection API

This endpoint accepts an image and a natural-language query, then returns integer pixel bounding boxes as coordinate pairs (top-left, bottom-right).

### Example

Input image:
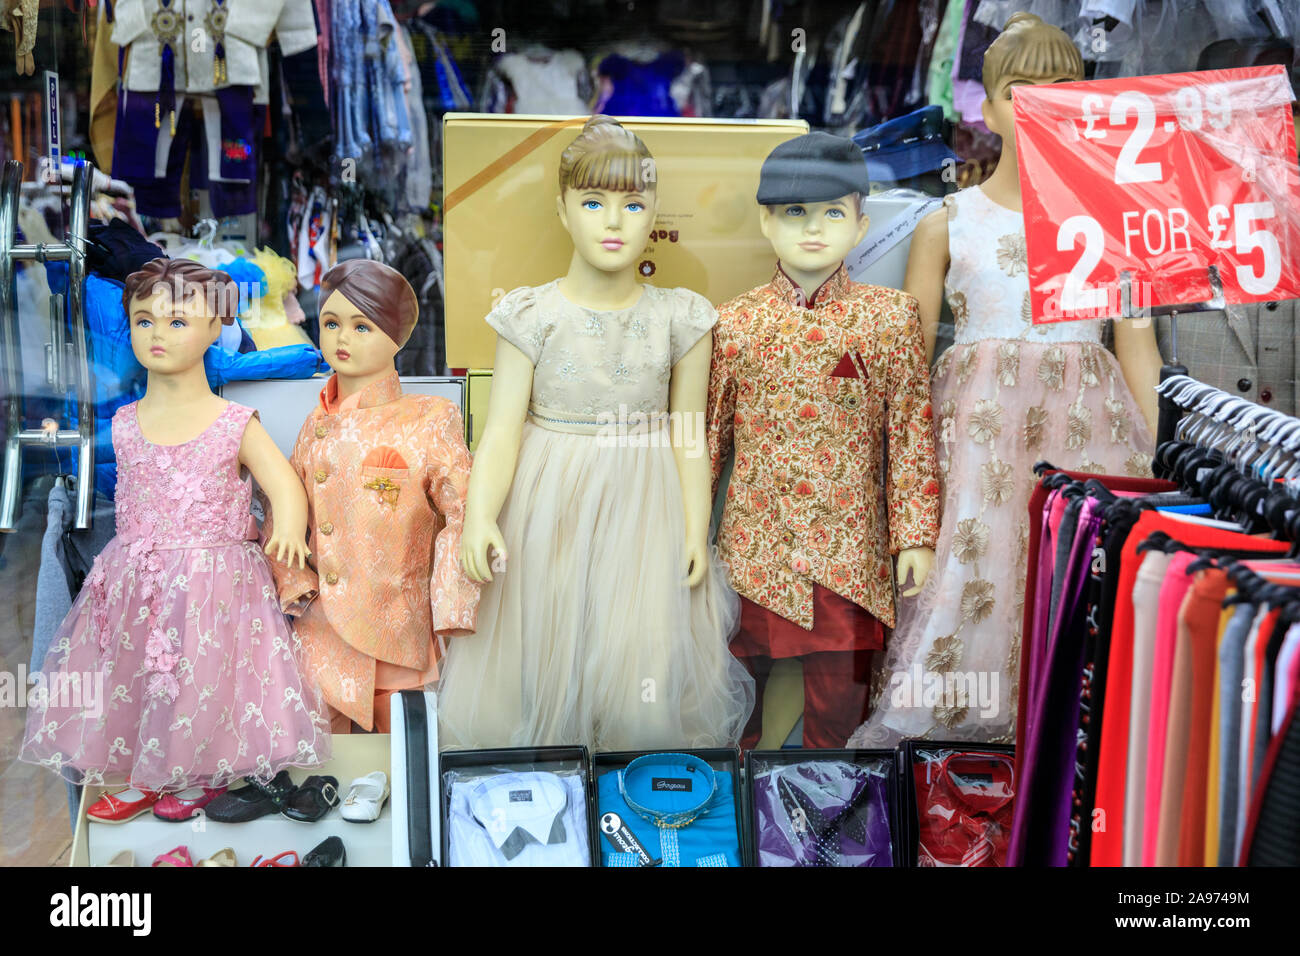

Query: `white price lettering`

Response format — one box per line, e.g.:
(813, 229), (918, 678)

(1207, 204), (1233, 249)
(1205, 83), (1232, 129)
(1080, 94), (1107, 139)
(1173, 86), (1202, 130)
(1058, 215), (1107, 314)
(1233, 202), (1280, 294)
(1109, 92), (1162, 184)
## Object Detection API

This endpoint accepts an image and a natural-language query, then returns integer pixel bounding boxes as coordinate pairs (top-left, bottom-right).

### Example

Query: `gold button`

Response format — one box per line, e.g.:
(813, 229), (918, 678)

(315, 425), (327, 438)
(325, 572), (338, 585)
(320, 522), (334, 535)
(314, 470), (327, 483)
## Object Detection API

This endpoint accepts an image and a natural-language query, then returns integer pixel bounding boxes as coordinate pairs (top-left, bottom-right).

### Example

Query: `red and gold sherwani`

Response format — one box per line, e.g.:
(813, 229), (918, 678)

(707, 265), (941, 747)
(266, 371), (481, 732)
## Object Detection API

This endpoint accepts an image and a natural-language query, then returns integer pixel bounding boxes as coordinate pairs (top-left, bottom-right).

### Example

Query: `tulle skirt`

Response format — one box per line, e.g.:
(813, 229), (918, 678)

(438, 419), (755, 752)
(20, 539), (332, 791)
(849, 337), (1153, 747)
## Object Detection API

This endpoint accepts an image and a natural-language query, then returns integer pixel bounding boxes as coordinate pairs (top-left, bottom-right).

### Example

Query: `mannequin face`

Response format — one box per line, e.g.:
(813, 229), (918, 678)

(128, 286), (222, 373)
(319, 290), (400, 376)
(556, 187), (658, 272)
(759, 196), (870, 274)
(982, 73), (1079, 152)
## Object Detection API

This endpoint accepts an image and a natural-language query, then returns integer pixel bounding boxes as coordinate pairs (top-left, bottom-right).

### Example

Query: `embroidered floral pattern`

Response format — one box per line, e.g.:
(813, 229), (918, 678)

(1066, 400), (1092, 450)
(996, 342), (1020, 387)
(961, 579), (996, 624)
(1125, 451), (1153, 477)
(1106, 397), (1131, 444)
(709, 269), (940, 629)
(950, 291), (970, 336)
(996, 233), (1027, 276)
(952, 518), (990, 564)
(981, 457), (1015, 507)
(926, 635), (965, 672)
(1024, 405), (1048, 451)
(1038, 347), (1066, 390)
(1079, 345), (1104, 387)
(954, 344), (978, 386)
(968, 399), (1003, 444)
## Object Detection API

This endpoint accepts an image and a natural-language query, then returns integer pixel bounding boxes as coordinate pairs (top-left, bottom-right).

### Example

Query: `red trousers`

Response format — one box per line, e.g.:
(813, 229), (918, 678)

(738, 648), (875, 750)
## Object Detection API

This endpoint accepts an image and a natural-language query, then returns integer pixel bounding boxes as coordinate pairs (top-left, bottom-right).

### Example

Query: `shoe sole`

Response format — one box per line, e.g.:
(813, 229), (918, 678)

(86, 806), (155, 824)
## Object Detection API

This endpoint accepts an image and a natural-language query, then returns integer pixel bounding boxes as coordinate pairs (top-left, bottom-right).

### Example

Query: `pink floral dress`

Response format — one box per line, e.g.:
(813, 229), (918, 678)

(20, 401), (331, 791)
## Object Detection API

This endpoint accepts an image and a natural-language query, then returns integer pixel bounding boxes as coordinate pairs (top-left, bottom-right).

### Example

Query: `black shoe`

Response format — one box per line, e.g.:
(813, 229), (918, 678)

(205, 770), (297, 823)
(281, 775), (341, 823)
(302, 835), (346, 867)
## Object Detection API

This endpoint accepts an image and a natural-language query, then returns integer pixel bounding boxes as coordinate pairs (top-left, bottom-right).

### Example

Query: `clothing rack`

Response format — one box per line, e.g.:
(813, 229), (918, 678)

(0, 159), (96, 532)
(1155, 373), (1300, 483)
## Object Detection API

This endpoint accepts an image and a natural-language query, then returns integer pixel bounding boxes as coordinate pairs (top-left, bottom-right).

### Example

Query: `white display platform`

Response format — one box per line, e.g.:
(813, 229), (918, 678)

(70, 734), (391, 867)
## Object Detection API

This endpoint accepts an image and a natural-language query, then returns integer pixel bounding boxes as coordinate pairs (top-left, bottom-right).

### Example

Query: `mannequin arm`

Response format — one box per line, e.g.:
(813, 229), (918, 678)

(460, 338), (533, 583)
(428, 402), (481, 637)
(240, 415), (311, 569)
(1113, 318), (1161, 437)
(903, 207), (950, 364)
(670, 332), (713, 587)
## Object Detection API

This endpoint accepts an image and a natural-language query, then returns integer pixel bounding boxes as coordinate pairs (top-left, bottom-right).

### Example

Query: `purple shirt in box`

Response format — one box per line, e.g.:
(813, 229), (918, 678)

(753, 760), (893, 867)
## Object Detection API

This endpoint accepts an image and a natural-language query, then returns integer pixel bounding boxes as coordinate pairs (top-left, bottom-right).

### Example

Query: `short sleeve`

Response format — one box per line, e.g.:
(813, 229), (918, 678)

(484, 286), (546, 366)
(670, 289), (718, 366)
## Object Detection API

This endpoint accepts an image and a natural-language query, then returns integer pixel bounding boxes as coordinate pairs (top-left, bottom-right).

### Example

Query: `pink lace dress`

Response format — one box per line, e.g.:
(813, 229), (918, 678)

(20, 401), (332, 791)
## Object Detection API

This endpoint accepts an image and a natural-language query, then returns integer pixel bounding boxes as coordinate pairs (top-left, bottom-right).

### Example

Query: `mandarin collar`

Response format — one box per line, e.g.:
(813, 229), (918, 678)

(319, 370), (402, 415)
(771, 262), (850, 309)
(618, 752), (719, 828)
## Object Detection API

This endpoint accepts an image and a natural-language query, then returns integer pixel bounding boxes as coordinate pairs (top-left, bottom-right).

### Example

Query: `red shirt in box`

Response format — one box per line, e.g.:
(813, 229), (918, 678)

(913, 751), (1016, 867)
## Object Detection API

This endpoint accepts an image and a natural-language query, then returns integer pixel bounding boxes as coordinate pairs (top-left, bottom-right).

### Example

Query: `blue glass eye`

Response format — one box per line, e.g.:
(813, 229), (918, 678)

(625, 202), (644, 213)
(583, 199), (602, 210)
(785, 205), (806, 217)
(827, 209), (845, 219)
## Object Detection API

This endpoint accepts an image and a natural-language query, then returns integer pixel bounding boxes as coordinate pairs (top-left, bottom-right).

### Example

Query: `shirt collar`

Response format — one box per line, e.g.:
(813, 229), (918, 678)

(771, 262), (850, 309)
(618, 752), (718, 829)
(318, 370), (402, 415)
(928, 752), (1015, 814)
(468, 772), (570, 860)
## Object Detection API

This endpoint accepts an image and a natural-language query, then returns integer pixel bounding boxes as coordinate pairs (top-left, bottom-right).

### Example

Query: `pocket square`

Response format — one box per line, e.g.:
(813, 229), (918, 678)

(830, 352), (861, 378)
(362, 446), (408, 470)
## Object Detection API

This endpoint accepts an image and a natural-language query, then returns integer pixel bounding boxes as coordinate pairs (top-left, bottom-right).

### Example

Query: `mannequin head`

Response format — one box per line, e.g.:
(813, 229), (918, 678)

(555, 115), (659, 273)
(755, 132), (872, 278)
(981, 12), (1084, 148)
(318, 259), (419, 379)
(124, 258), (235, 375)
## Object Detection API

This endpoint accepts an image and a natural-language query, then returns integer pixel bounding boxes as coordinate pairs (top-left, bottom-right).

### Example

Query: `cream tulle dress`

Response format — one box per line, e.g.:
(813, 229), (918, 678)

(848, 185), (1154, 747)
(437, 281), (755, 751)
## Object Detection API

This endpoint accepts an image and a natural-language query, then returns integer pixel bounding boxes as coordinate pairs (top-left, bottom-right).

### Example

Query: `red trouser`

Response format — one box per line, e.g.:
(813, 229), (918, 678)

(738, 648), (875, 750)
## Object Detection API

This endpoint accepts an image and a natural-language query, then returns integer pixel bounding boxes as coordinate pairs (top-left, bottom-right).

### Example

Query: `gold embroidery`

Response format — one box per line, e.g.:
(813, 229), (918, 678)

(1106, 397), (1131, 444)
(950, 291), (970, 336)
(1066, 400), (1092, 451)
(1021, 290), (1032, 326)
(954, 344), (978, 386)
(961, 578), (996, 624)
(1125, 451), (1153, 477)
(1079, 345), (1103, 388)
(952, 518), (990, 564)
(981, 457), (1015, 507)
(934, 700), (971, 729)
(1024, 405), (1048, 450)
(925, 635), (965, 672)
(996, 342), (1020, 387)
(1038, 347), (1066, 390)
(996, 234), (1028, 276)
(967, 399), (1003, 444)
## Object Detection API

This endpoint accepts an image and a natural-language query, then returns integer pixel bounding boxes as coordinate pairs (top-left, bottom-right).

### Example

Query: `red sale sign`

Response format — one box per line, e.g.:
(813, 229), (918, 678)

(1013, 66), (1300, 323)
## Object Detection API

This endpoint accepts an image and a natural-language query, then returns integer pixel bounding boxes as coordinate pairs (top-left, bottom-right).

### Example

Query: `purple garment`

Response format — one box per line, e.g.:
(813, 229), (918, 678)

(1009, 499), (1103, 866)
(753, 760), (893, 867)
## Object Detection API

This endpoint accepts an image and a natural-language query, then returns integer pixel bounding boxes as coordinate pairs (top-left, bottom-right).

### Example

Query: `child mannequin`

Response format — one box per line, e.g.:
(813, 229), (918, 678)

(439, 115), (754, 751)
(21, 258), (331, 807)
(707, 131), (941, 749)
(848, 13), (1158, 748)
(264, 259), (481, 734)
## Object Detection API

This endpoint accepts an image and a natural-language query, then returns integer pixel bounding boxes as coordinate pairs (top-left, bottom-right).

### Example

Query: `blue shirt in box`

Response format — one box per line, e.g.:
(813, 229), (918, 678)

(595, 753), (741, 867)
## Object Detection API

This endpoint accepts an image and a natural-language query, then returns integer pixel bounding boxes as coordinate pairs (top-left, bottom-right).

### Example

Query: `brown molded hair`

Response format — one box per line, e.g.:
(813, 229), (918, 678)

(982, 12), (1084, 98)
(122, 258), (240, 325)
(319, 258), (420, 348)
(558, 115), (655, 195)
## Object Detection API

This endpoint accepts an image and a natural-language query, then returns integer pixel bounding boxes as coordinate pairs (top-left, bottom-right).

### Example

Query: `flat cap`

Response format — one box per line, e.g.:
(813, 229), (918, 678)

(756, 131), (872, 206)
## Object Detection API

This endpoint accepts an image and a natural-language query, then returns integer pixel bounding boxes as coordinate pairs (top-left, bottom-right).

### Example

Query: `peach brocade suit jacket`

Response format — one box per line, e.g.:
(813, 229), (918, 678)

(264, 372), (481, 730)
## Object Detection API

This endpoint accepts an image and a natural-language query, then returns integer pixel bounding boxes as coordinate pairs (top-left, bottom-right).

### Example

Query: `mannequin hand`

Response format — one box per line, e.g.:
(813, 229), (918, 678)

(461, 515), (506, 584)
(897, 547), (935, 597)
(684, 537), (708, 588)
(265, 532), (311, 570)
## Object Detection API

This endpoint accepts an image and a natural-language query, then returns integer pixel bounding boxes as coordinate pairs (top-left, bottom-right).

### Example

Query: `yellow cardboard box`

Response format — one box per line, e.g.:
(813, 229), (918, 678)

(443, 113), (809, 369)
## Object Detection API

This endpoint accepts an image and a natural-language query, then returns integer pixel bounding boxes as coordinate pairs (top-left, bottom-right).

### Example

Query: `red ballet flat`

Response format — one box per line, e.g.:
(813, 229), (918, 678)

(86, 787), (161, 824)
(153, 786), (227, 822)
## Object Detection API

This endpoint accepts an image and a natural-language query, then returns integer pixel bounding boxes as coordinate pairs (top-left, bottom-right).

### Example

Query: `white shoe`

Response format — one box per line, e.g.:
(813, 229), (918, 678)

(340, 771), (390, 823)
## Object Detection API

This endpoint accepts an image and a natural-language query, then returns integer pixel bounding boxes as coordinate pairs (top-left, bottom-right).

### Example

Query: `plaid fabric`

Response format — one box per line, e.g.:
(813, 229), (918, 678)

(1155, 300), (1299, 417)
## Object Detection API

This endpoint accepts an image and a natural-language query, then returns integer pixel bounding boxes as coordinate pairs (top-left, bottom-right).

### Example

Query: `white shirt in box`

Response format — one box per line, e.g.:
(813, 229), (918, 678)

(448, 771), (590, 867)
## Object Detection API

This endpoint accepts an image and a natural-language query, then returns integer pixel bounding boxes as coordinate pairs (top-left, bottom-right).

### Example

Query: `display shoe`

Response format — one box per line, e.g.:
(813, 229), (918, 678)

(281, 775), (341, 823)
(340, 772), (389, 823)
(197, 847), (238, 867)
(206, 770), (297, 823)
(302, 836), (346, 867)
(86, 788), (161, 824)
(153, 786), (227, 822)
(102, 850), (135, 867)
(152, 846), (194, 867)
(250, 850), (299, 867)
